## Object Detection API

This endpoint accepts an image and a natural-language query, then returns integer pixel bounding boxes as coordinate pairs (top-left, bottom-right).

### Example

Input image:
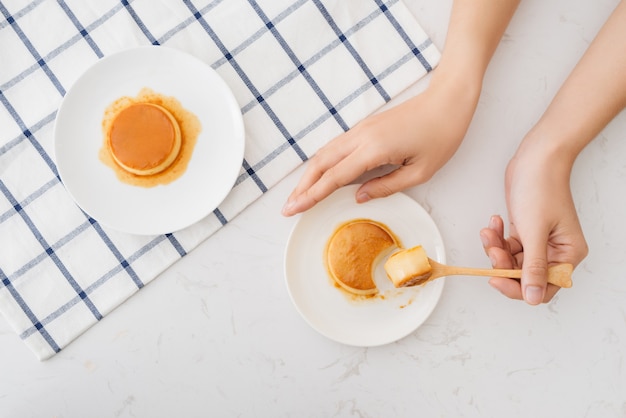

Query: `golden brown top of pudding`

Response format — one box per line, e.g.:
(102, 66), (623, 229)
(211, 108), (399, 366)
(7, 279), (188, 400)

(325, 219), (399, 296)
(108, 102), (181, 176)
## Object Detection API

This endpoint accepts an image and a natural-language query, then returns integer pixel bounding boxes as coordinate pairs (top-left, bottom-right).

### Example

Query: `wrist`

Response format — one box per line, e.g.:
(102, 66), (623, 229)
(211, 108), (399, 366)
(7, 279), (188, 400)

(513, 126), (580, 174)
(429, 60), (483, 104)
(424, 63), (483, 134)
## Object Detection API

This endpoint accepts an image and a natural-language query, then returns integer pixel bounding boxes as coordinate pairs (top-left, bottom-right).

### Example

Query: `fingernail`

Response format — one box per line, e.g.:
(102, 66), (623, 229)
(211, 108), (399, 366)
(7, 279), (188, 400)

(356, 192), (370, 203)
(489, 215), (498, 229)
(480, 232), (489, 247)
(282, 200), (296, 216)
(524, 286), (543, 305)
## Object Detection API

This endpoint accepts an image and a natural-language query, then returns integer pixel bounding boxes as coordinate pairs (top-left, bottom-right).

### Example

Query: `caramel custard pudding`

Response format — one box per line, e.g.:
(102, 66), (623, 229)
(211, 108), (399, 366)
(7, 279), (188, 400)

(100, 88), (201, 188)
(384, 245), (433, 288)
(108, 103), (181, 176)
(325, 219), (400, 296)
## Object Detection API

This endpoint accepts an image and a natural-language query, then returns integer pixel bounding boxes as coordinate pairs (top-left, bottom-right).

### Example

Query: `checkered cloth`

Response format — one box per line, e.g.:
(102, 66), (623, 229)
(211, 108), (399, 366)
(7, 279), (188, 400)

(0, 0), (440, 360)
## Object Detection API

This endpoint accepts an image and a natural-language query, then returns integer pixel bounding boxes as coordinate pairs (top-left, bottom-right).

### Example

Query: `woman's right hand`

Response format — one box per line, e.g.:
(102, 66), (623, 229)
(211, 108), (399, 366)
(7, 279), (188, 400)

(480, 135), (588, 304)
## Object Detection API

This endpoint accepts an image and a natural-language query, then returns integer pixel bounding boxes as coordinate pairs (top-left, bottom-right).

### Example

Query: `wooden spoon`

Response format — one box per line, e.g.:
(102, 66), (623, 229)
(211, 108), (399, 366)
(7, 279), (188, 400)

(425, 258), (573, 288)
(384, 245), (573, 288)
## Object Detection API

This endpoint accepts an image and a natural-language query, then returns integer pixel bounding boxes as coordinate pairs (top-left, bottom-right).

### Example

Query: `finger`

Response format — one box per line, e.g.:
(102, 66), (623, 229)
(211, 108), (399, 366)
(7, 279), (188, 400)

(486, 246), (517, 270)
(488, 215), (504, 236)
(282, 142), (356, 217)
(479, 215), (509, 255)
(543, 284), (560, 303)
(486, 241), (522, 301)
(481, 217), (524, 269)
(287, 138), (354, 201)
(283, 147), (381, 216)
(480, 226), (507, 254)
(519, 231), (550, 306)
(489, 277), (523, 300)
(356, 165), (428, 203)
(505, 235), (524, 256)
(506, 222), (524, 254)
(489, 279), (560, 303)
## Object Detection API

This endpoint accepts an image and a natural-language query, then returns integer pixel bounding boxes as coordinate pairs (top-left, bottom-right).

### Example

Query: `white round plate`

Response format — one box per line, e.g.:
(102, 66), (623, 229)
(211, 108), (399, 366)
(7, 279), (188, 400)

(284, 185), (446, 347)
(54, 46), (244, 235)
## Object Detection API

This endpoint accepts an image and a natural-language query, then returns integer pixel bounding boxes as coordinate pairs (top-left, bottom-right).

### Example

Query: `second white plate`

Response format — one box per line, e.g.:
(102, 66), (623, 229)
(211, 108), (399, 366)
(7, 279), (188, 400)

(284, 185), (446, 347)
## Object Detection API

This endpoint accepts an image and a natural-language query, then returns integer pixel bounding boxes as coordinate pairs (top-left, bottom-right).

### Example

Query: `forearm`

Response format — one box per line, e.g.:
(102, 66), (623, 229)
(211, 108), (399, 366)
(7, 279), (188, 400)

(432, 0), (521, 95)
(523, 0), (626, 163)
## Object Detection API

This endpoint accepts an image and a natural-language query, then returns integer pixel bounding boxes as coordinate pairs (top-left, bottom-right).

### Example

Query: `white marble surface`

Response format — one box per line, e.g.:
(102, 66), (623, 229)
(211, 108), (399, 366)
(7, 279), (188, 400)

(2, 0), (625, 417)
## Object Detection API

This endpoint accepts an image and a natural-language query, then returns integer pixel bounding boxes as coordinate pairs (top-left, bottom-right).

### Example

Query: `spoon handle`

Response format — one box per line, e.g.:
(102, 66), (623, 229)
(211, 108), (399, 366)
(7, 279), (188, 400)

(443, 263), (573, 288)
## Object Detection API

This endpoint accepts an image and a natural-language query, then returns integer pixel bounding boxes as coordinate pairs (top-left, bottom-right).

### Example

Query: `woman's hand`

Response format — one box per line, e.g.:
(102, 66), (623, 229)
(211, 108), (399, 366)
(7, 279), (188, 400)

(481, 0), (626, 304)
(281, 80), (479, 216)
(480, 137), (588, 305)
(281, 0), (522, 217)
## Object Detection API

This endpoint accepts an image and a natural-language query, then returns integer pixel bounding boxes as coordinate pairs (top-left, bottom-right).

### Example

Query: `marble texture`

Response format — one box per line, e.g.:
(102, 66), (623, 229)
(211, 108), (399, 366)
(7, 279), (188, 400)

(1, 0), (625, 417)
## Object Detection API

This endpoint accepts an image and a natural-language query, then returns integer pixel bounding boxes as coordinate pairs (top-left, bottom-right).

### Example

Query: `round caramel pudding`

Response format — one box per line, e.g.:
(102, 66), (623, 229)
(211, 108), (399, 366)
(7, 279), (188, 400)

(108, 103), (182, 176)
(325, 219), (400, 296)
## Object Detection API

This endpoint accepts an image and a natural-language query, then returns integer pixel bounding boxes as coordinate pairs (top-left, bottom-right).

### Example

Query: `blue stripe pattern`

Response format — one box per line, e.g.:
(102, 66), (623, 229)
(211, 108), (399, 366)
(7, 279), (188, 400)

(0, 0), (439, 359)
(0, 180), (102, 321)
(312, 0), (391, 103)
(120, 0), (159, 45)
(183, 0), (308, 163)
(0, 2), (66, 96)
(1, 267), (61, 353)
(248, 0), (350, 133)
(375, 0), (432, 71)
(58, 0), (104, 59)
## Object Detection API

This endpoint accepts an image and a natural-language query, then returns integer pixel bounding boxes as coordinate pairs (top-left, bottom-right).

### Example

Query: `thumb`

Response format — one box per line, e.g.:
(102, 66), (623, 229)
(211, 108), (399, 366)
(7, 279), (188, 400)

(520, 233), (550, 306)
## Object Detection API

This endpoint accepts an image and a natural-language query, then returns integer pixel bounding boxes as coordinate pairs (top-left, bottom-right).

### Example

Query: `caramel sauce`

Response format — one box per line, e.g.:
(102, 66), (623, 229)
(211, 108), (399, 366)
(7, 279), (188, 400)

(399, 298), (414, 309)
(100, 88), (201, 187)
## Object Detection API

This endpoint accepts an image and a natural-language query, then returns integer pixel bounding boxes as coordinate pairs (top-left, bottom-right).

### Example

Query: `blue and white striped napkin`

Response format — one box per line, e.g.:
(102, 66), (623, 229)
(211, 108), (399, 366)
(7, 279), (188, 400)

(0, 0), (440, 360)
